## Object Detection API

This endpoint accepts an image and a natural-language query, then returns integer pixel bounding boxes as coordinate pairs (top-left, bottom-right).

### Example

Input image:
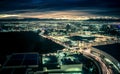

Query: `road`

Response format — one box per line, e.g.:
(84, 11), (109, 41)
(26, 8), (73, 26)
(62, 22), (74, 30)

(82, 49), (112, 74)
(40, 35), (120, 74)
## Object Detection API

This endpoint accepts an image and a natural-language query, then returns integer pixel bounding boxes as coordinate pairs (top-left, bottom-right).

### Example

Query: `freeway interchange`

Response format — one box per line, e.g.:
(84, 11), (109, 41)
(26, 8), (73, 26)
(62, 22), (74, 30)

(41, 35), (120, 74)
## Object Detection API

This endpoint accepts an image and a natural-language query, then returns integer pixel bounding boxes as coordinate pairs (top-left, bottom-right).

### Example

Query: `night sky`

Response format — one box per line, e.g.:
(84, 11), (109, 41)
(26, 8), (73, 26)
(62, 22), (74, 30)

(0, 0), (120, 19)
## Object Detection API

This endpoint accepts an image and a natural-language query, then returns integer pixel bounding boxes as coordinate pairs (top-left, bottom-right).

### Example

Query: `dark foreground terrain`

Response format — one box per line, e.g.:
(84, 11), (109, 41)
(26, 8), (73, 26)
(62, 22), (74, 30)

(0, 31), (64, 64)
(93, 43), (120, 62)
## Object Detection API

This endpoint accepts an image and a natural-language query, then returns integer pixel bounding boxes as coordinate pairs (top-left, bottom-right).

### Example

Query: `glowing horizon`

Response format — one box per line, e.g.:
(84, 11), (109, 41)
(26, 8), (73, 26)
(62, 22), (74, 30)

(0, 10), (119, 20)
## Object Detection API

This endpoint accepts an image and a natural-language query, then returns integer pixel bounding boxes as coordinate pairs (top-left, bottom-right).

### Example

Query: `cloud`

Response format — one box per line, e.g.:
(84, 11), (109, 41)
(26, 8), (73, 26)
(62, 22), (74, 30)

(0, 0), (120, 17)
(0, 14), (20, 18)
(19, 10), (94, 19)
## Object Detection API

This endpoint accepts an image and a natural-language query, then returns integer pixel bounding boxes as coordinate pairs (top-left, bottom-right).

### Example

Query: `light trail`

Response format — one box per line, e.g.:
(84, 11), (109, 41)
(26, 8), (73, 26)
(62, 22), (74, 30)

(40, 35), (120, 74)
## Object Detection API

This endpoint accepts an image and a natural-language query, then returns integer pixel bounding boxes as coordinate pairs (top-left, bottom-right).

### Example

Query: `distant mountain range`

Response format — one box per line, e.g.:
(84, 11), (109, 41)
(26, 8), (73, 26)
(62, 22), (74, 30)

(0, 18), (68, 21)
(0, 18), (120, 21)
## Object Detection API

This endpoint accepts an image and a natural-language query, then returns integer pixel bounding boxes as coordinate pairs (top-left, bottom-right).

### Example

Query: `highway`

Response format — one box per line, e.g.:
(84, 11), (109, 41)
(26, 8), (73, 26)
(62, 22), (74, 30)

(40, 35), (120, 74)
(82, 49), (112, 74)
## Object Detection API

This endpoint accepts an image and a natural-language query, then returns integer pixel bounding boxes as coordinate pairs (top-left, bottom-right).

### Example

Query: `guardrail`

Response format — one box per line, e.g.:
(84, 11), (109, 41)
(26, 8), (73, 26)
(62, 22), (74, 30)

(91, 47), (120, 73)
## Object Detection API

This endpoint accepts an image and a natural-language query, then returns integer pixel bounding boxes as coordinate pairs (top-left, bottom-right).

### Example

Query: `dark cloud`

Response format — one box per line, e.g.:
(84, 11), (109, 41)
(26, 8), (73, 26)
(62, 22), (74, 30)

(0, 0), (120, 17)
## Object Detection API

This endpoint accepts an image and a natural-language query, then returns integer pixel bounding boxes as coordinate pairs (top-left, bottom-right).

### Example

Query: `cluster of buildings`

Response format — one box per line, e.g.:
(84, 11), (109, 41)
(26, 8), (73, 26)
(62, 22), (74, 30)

(0, 20), (120, 37)
(0, 20), (120, 74)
